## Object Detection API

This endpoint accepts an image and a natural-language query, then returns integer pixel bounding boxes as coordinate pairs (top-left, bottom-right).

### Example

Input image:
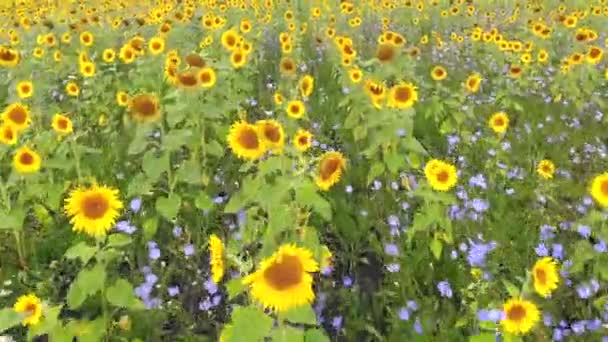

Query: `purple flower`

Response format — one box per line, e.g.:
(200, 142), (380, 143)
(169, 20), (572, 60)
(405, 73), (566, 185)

(172, 226), (183, 238)
(204, 279), (218, 295)
(595, 240), (607, 253)
(130, 197), (142, 213)
(398, 307), (410, 321)
(540, 225), (556, 240)
(342, 276), (353, 288)
(466, 240), (496, 267)
(384, 243), (399, 256)
(571, 321), (585, 335)
(167, 286), (180, 297)
(149, 247), (161, 261)
(468, 174), (487, 189)
(331, 316), (343, 330)
(145, 273), (158, 285)
(386, 263), (400, 273)
(437, 280), (453, 298)
(387, 215), (400, 227)
(115, 220), (137, 234)
(468, 198), (489, 213)
(345, 185), (353, 193)
(577, 285), (592, 299)
(543, 312), (553, 327)
(184, 244), (195, 257)
(553, 328), (563, 341)
(413, 319), (423, 334)
(535, 243), (549, 257)
(407, 300), (418, 311)
(478, 309), (504, 322)
(552, 244), (564, 260)
(199, 299), (212, 311)
(577, 225), (591, 239)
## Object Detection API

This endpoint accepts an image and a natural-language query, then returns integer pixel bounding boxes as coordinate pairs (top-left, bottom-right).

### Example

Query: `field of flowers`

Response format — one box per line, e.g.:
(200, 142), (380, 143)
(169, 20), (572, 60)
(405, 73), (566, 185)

(0, 0), (607, 341)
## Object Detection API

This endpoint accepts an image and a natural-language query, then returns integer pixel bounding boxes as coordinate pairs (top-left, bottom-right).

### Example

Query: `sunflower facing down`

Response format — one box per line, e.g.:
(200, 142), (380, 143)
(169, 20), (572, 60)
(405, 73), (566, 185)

(589, 172), (608, 207)
(209, 234), (225, 283)
(424, 159), (458, 191)
(13, 294), (42, 326)
(243, 244), (319, 312)
(64, 184), (123, 237)
(128, 94), (161, 123)
(315, 151), (347, 191)
(501, 297), (540, 335)
(13, 146), (41, 174)
(227, 120), (265, 160)
(532, 257), (559, 298)
(256, 119), (284, 153)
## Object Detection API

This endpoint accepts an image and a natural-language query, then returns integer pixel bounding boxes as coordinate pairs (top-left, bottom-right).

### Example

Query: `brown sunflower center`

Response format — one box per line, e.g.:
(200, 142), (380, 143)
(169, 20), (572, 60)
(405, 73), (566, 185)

(178, 73), (198, 87)
(8, 106), (27, 124)
(152, 42), (161, 50)
(298, 136), (308, 145)
(435, 69), (444, 77)
(226, 35), (236, 46)
(25, 303), (37, 313)
(237, 128), (259, 150)
(57, 118), (68, 130)
(83, 35), (91, 43)
(81, 193), (110, 219)
(377, 43), (395, 62)
(494, 118), (505, 127)
(233, 52), (243, 64)
(590, 48), (601, 58)
(263, 254), (303, 290)
(19, 152), (34, 165)
(535, 267), (547, 285)
(0, 49), (17, 61)
(3, 128), (13, 140)
(436, 170), (449, 183)
(20, 84), (31, 93)
(506, 304), (526, 322)
(289, 104), (301, 114)
(394, 87), (411, 102)
(132, 96), (158, 117)
(263, 125), (280, 143)
(186, 54), (205, 67)
(320, 157), (341, 180)
(600, 180), (608, 196)
(281, 60), (295, 72)
(468, 78), (478, 88)
(199, 71), (212, 83)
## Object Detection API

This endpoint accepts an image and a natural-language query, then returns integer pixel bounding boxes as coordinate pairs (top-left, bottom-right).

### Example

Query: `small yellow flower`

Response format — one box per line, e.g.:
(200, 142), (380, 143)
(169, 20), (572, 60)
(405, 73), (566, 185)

(16, 81), (33, 99)
(13, 294), (42, 326)
(536, 160), (555, 179)
(51, 114), (73, 135)
(489, 112), (509, 133)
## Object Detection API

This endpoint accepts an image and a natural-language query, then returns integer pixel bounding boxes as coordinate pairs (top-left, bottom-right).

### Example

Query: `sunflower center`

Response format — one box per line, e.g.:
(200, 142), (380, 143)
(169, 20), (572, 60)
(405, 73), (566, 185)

(535, 268), (547, 285)
(233, 52), (243, 63)
(237, 128), (259, 150)
(600, 180), (608, 196)
(506, 304), (527, 322)
(320, 158), (341, 180)
(133, 97), (157, 117)
(468, 79), (477, 88)
(298, 136), (308, 145)
(226, 35), (236, 46)
(152, 42), (161, 50)
(8, 107), (27, 124)
(25, 303), (37, 314)
(81, 193), (110, 219)
(0, 49), (16, 61)
(494, 118), (504, 127)
(263, 254), (303, 290)
(200, 71), (212, 83)
(264, 126), (280, 143)
(590, 48), (601, 58)
(289, 104), (300, 114)
(377, 44), (395, 62)
(20, 85), (31, 93)
(436, 170), (449, 183)
(57, 118), (68, 130)
(394, 87), (411, 102)
(179, 73), (198, 86)
(435, 69), (444, 77)
(3, 128), (13, 140)
(19, 152), (34, 165)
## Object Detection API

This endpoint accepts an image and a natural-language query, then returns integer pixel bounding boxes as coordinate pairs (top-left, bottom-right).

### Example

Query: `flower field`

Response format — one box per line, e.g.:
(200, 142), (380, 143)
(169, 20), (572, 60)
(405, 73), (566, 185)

(0, 0), (607, 341)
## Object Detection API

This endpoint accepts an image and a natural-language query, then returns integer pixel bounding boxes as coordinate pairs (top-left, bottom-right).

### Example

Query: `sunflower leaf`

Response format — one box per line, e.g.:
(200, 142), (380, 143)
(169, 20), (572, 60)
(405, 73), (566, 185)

(284, 305), (317, 325)
(106, 278), (144, 309)
(155, 194), (181, 221)
(0, 308), (24, 333)
(229, 306), (273, 342)
(271, 326), (304, 342)
(303, 329), (330, 342)
(64, 241), (98, 264)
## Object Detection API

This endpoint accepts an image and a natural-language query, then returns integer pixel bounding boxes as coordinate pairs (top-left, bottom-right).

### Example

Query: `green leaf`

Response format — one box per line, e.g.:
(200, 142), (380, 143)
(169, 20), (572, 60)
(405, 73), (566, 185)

(367, 162), (385, 185)
(175, 159), (202, 184)
(470, 333), (496, 342)
(106, 234), (132, 248)
(0, 208), (26, 230)
(64, 242), (97, 264)
(384, 150), (405, 174)
(229, 306), (273, 342)
(155, 194), (181, 221)
(295, 183), (332, 220)
(142, 150), (169, 181)
(67, 263), (106, 309)
(206, 140), (225, 157)
(106, 278), (143, 309)
(163, 129), (193, 151)
(226, 277), (246, 300)
(284, 305), (317, 325)
(128, 126), (151, 155)
(195, 192), (214, 211)
(304, 329), (330, 342)
(268, 205), (294, 236)
(143, 217), (159, 240)
(127, 173), (153, 197)
(0, 308), (23, 333)
(430, 238), (442, 260)
(271, 326), (304, 342)
(502, 280), (520, 297)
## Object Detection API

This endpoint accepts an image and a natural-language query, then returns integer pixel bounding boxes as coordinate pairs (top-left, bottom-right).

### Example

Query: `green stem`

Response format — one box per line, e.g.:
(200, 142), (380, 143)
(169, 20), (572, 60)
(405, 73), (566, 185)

(70, 139), (83, 183)
(13, 230), (27, 269)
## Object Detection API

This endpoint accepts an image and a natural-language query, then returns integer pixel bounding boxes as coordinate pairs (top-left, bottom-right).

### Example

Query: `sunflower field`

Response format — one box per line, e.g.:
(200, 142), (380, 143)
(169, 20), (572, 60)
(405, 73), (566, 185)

(0, 0), (607, 341)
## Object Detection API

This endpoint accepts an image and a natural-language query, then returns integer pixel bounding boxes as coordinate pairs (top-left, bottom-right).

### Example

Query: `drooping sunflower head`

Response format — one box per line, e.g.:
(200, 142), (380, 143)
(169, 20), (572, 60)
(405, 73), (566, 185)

(255, 119), (284, 153)
(286, 100), (305, 119)
(0, 46), (20, 67)
(243, 244), (319, 312)
(293, 129), (313, 152)
(13, 146), (41, 174)
(536, 159), (555, 179)
(209, 234), (225, 284)
(424, 159), (458, 191)
(16, 80), (33, 99)
(0, 124), (17, 145)
(13, 294), (42, 326)
(532, 257), (559, 298)
(2, 103), (31, 131)
(227, 120), (266, 160)
(298, 75), (314, 98)
(590, 172), (608, 207)
(177, 70), (199, 89)
(128, 93), (161, 123)
(51, 114), (73, 135)
(388, 82), (418, 109)
(315, 151), (347, 191)
(64, 184), (123, 237)
(376, 43), (396, 62)
(431, 66), (447, 81)
(501, 297), (540, 335)
(279, 57), (296, 76)
(489, 112), (509, 133)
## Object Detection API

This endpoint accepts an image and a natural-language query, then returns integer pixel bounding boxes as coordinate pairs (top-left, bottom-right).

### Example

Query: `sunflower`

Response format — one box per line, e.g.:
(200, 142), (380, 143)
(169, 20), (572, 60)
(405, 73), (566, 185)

(221, 29), (240, 51)
(349, 68), (362, 83)
(65, 82), (80, 97)
(298, 75), (314, 98)
(388, 82), (418, 109)
(53, 50), (62, 62)
(532, 257), (559, 298)
(315, 151), (347, 191)
(0, 124), (17, 145)
(79, 61), (96, 77)
(209, 234), (225, 283)
(128, 94), (161, 123)
(489, 112), (509, 133)
(116, 91), (129, 107)
(79, 31), (94, 46)
(364, 79), (386, 108)
(227, 120), (265, 160)
(197, 67), (216, 88)
(273, 92), (284, 105)
(589, 172), (608, 207)
(119, 45), (136, 64)
(465, 73), (482, 93)
(431, 66), (447, 81)
(177, 70), (199, 89)
(536, 160), (555, 179)
(64, 184), (123, 237)
(51, 114), (73, 135)
(13, 294), (42, 326)
(16, 81), (33, 99)
(13, 146), (41, 174)
(509, 65), (523, 78)
(148, 36), (165, 55)
(0, 46), (20, 67)
(102, 48), (116, 63)
(230, 50), (247, 68)
(185, 53), (206, 68)
(424, 159), (458, 191)
(243, 244), (319, 312)
(293, 129), (313, 151)
(587, 46), (603, 64)
(286, 100), (306, 119)
(376, 43), (396, 62)
(2, 103), (31, 131)
(279, 57), (296, 76)
(501, 297), (540, 335)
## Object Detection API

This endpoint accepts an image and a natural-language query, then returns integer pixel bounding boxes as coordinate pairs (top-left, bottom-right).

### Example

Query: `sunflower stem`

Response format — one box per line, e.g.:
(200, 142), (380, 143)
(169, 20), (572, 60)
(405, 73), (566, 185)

(70, 139), (83, 184)
(13, 230), (27, 270)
